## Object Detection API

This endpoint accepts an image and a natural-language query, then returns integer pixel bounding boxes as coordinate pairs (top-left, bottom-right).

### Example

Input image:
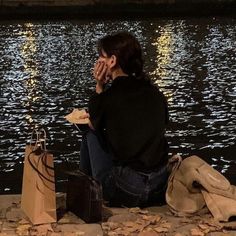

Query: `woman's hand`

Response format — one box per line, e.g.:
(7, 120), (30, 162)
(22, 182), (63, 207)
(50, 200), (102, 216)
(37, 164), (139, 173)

(93, 60), (108, 93)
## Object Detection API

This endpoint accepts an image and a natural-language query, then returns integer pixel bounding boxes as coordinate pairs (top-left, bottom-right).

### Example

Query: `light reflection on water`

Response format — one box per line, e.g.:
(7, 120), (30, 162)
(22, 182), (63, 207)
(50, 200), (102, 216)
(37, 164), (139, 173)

(0, 18), (235, 193)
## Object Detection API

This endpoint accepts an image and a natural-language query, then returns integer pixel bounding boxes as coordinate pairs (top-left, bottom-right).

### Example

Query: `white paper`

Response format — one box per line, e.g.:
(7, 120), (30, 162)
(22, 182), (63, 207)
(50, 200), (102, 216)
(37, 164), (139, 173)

(64, 109), (89, 124)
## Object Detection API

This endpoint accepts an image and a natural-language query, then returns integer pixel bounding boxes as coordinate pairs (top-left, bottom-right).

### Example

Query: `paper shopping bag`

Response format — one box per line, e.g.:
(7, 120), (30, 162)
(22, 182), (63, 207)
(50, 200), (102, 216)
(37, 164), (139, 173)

(21, 144), (57, 225)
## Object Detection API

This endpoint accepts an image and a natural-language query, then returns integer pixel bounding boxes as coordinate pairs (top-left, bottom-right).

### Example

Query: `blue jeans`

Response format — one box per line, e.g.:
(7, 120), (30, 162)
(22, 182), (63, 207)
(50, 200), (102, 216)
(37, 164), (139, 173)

(79, 129), (169, 207)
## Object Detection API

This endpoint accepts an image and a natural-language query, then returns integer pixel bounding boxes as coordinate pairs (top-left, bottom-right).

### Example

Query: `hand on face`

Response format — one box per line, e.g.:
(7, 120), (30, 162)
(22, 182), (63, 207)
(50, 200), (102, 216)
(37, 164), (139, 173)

(93, 59), (110, 85)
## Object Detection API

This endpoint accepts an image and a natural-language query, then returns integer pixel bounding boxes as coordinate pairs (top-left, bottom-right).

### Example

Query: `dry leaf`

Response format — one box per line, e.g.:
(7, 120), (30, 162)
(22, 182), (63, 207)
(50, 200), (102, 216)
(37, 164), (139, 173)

(129, 207), (141, 213)
(136, 219), (147, 225)
(31, 224), (53, 236)
(198, 224), (208, 230)
(18, 219), (30, 225)
(129, 207), (149, 214)
(203, 219), (222, 228)
(124, 227), (138, 233)
(153, 226), (169, 233)
(123, 221), (136, 227)
(190, 228), (205, 236)
(108, 231), (117, 236)
(138, 231), (159, 236)
(77, 232), (86, 236)
(154, 215), (161, 223)
(139, 209), (149, 214)
(180, 218), (193, 223)
(102, 222), (120, 231)
(16, 224), (31, 236)
(160, 222), (171, 229)
(141, 215), (161, 224)
(132, 224), (145, 232)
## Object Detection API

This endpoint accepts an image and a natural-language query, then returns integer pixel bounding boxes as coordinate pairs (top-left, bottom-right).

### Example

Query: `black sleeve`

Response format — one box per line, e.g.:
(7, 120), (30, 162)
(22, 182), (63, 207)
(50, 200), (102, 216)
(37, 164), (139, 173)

(154, 85), (169, 125)
(88, 93), (106, 131)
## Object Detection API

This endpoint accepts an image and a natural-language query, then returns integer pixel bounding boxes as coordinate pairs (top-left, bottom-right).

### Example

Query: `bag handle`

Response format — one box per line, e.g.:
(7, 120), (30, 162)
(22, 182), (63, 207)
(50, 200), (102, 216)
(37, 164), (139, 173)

(27, 129), (55, 190)
(30, 128), (47, 151)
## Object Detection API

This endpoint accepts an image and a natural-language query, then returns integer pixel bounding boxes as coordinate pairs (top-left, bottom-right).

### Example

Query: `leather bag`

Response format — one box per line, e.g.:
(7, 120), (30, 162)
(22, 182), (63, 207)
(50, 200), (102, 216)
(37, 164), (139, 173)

(66, 170), (103, 223)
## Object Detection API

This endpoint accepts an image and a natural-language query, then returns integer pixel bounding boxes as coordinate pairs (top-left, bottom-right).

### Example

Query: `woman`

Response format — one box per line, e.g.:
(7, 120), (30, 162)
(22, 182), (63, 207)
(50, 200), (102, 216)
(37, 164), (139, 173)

(79, 31), (169, 207)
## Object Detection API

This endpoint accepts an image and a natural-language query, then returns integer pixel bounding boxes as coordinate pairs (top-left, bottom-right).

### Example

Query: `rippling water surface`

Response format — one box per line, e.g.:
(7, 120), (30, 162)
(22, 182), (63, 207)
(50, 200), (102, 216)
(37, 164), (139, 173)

(0, 17), (235, 193)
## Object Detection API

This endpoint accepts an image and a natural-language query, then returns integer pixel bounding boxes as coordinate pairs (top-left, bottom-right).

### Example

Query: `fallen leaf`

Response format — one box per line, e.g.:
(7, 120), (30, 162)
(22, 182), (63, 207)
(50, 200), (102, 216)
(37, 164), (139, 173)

(203, 219), (222, 229)
(180, 218), (193, 223)
(123, 221), (136, 227)
(139, 209), (149, 214)
(128, 207), (149, 214)
(174, 233), (184, 236)
(30, 224), (53, 236)
(108, 232), (117, 236)
(18, 219), (31, 225)
(102, 222), (120, 231)
(160, 222), (171, 229)
(153, 226), (169, 233)
(141, 215), (161, 224)
(16, 224), (31, 236)
(129, 207), (141, 213)
(138, 231), (159, 236)
(77, 232), (85, 236)
(190, 228), (205, 236)
(198, 224), (208, 230)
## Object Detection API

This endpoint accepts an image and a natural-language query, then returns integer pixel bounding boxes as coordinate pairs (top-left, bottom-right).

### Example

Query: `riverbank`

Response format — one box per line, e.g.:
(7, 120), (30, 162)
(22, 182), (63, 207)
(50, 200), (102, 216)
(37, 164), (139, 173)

(0, 0), (236, 19)
(0, 194), (236, 236)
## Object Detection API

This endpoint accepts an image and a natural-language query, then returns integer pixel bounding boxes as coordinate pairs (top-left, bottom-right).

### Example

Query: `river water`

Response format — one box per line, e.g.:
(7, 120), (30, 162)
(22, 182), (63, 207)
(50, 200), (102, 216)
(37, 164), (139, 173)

(0, 17), (235, 194)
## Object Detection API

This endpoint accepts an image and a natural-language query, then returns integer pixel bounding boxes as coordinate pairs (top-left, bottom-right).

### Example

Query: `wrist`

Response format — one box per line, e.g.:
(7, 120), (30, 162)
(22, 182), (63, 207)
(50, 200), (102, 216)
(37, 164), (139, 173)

(96, 82), (104, 94)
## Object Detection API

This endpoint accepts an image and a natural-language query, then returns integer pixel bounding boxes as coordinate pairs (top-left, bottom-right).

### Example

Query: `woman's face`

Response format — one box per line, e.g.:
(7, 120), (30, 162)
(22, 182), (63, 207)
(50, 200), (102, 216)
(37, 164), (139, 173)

(98, 50), (114, 79)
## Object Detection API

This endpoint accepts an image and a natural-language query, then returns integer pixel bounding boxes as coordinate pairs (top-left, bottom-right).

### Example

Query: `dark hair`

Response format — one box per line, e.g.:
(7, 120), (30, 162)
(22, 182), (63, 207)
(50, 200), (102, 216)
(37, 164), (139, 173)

(98, 31), (146, 80)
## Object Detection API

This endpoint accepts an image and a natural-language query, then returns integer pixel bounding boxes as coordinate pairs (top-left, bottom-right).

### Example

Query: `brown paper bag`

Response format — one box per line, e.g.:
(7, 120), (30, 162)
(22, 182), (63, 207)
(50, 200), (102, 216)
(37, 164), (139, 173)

(21, 144), (57, 225)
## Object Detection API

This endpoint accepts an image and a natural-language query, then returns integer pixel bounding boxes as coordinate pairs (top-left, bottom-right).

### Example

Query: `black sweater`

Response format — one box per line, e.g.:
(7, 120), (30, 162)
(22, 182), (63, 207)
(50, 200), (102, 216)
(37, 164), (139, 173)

(89, 76), (169, 172)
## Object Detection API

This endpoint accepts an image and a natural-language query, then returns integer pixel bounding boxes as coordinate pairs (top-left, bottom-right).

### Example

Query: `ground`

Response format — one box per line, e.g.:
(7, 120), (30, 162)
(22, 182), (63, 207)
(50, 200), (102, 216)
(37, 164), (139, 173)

(0, 194), (236, 236)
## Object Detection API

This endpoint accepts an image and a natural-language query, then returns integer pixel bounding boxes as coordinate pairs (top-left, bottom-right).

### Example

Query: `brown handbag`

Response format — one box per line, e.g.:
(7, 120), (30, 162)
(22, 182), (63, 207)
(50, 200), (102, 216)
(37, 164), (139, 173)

(66, 170), (103, 223)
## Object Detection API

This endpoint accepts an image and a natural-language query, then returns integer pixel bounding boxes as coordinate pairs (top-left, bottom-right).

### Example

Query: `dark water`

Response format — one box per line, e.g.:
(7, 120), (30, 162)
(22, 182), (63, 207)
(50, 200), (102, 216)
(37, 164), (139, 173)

(0, 17), (235, 194)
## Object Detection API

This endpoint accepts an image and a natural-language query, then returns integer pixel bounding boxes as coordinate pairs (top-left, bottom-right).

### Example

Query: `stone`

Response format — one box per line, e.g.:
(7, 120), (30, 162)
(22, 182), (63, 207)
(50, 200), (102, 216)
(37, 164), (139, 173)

(56, 223), (103, 236)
